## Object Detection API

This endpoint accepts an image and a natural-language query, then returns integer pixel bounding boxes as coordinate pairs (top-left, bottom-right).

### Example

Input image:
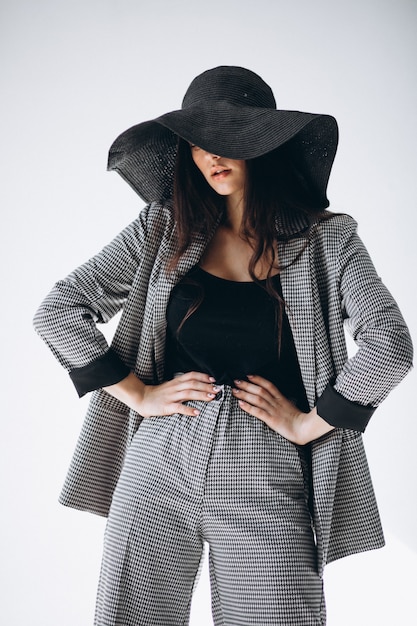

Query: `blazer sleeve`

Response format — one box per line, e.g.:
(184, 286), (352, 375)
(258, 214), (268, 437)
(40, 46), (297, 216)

(33, 204), (151, 394)
(316, 220), (413, 431)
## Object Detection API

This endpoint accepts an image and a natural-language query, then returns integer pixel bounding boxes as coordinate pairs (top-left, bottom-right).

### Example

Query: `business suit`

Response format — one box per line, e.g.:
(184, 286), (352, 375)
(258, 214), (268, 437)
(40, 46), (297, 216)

(34, 200), (412, 622)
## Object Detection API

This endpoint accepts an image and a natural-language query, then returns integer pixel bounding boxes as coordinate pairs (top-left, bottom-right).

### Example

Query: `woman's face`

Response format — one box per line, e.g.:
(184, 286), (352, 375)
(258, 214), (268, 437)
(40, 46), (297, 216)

(190, 145), (246, 206)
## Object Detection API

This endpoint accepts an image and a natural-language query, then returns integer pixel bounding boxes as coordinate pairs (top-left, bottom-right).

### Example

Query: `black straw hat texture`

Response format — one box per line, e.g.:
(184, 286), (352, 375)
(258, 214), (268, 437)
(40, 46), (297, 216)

(108, 66), (338, 207)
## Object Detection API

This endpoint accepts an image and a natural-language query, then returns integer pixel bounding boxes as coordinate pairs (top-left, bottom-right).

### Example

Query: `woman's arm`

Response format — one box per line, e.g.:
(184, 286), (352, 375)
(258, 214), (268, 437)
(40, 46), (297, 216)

(33, 206), (150, 385)
(316, 221), (413, 427)
(233, 218), (413, 441)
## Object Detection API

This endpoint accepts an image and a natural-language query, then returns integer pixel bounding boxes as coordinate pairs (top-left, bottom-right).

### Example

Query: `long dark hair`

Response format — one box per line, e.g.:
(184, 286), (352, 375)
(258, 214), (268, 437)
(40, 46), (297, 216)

(171, 138), (328, 342)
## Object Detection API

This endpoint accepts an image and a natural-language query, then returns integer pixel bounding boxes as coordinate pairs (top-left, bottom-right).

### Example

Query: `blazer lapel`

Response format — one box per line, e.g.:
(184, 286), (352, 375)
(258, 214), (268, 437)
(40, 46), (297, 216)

(152, 230), (211, 382)
(280, 237), (317, 409)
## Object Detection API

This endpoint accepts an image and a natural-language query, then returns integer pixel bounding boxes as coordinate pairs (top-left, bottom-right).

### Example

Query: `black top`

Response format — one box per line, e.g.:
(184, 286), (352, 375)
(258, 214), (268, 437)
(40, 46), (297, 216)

(165, 267), (310, 412)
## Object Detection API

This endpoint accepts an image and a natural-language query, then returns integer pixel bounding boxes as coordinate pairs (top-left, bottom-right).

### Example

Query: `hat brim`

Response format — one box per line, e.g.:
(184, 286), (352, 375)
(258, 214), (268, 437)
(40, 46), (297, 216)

(108, 101), (338, 206)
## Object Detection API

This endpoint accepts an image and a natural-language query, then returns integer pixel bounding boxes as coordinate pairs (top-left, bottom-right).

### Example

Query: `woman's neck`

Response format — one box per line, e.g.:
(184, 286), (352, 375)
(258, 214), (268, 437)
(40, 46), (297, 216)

(225, 195), (245, 234)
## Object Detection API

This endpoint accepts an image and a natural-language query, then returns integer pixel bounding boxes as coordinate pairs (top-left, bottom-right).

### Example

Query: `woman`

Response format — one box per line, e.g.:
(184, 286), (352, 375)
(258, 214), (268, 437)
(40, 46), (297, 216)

(34, 66), (413, 625)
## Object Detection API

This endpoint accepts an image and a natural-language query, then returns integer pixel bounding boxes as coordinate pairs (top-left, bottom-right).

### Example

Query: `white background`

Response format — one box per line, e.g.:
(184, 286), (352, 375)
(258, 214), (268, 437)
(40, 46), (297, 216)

(1, 0), (416, 624)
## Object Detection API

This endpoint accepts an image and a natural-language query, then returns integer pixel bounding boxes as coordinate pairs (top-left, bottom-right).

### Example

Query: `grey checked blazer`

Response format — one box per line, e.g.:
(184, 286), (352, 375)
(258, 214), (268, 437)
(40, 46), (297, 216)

(34, 200), (413, 574)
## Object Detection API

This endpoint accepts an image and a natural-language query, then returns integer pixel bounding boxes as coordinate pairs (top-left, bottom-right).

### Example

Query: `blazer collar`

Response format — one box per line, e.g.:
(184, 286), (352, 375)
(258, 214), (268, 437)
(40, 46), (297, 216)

(275, 208), (312, 241)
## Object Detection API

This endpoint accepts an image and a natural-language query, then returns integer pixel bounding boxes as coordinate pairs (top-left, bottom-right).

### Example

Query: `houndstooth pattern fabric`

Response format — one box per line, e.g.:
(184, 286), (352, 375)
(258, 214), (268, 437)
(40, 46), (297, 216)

(34, 200), (413, 575)
(94, 386), (326, 625)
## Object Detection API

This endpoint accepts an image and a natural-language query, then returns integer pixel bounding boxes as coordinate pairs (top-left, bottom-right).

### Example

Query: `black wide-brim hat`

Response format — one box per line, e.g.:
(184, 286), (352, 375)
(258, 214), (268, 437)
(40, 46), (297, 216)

(108, 66), (338, 207)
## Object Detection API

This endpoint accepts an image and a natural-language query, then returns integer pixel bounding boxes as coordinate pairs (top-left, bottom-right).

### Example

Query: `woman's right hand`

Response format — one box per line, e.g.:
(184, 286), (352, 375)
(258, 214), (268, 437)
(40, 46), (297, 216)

(104, 371), (219, 418)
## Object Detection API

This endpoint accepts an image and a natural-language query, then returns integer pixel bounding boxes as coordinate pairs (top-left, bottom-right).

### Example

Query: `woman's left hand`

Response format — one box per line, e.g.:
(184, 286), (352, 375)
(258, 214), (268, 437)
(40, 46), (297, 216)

(232, 374), (335, 445)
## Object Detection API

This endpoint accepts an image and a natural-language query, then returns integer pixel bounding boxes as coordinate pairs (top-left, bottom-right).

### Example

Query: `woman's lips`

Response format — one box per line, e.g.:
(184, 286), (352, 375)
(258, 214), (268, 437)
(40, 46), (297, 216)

(212, 168), (231, 179)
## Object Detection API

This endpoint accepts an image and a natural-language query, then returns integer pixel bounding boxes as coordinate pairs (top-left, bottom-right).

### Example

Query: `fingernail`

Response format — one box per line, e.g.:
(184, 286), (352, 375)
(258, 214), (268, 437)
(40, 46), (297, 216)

(193, 409), (200, 415)
(207, 393), (215, 398)
(212, 385), (221, 392)
(209, 377), (216, 382)
(247, 374), (254, 379)
(234, 379), (241, 384)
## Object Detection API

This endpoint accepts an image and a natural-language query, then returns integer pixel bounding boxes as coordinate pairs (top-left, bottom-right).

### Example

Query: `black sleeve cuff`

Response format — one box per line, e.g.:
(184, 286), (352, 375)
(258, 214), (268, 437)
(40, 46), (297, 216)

(316, 383), (376, 432)
(69, 348), (131, 398)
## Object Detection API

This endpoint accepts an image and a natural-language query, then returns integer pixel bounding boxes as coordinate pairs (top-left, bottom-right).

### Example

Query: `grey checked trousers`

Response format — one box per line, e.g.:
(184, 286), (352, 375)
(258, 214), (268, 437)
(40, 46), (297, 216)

(94, 386), (325, 625)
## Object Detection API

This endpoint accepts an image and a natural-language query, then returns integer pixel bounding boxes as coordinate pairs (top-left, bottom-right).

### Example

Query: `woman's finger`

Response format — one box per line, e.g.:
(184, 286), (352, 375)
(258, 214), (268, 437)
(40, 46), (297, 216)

(246, 374), (283, 398)
(232, 387), (276, 412)
(236, 398), (276, 426)
(170, 374), (218, 395)
(233, 379), (278, 407)
(169, 402), (201, 417)
(173, 388), (218, 402)
(176, 371), (216, 385)
(172, 380), (219, 395)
